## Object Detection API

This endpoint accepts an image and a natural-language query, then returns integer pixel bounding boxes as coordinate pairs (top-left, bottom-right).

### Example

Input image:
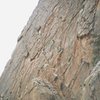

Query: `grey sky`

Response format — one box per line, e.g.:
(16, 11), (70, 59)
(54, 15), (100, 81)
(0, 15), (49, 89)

(0, 0), (39, 76)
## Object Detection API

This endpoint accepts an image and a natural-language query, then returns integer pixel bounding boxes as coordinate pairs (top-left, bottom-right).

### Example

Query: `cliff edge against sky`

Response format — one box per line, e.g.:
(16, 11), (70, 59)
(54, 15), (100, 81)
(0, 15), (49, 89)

(0, 0), (100, 100)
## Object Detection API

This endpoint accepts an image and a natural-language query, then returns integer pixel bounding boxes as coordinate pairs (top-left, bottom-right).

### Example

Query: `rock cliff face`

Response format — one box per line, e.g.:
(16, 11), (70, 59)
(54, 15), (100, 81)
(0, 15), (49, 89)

(0, 0), (100, 100)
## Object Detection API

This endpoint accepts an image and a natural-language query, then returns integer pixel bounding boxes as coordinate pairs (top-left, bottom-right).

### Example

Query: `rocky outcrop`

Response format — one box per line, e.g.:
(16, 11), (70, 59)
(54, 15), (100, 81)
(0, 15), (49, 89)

(0, 0), (100, 100)
(81, 61), (100, 100)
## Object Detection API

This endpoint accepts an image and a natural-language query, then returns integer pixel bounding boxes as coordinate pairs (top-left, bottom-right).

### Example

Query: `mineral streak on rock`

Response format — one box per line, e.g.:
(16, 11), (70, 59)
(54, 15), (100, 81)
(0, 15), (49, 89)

(0, 0), (100, 100)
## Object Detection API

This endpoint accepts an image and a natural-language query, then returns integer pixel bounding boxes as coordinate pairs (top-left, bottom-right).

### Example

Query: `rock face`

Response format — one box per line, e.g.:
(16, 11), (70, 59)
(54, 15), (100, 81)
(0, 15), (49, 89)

(81, 61), (100, 100)
(0, 0), (100, 100)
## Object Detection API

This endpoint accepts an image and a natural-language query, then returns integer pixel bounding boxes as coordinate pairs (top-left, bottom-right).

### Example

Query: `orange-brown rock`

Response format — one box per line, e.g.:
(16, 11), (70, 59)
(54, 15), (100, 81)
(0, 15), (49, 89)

(0, 0), (100, 100)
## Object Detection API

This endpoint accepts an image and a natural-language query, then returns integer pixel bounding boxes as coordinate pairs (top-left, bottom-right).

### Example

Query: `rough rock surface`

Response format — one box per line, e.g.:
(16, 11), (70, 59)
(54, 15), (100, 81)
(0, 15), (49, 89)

(0, 0), (100, 100)
(81, 61), (100, 100)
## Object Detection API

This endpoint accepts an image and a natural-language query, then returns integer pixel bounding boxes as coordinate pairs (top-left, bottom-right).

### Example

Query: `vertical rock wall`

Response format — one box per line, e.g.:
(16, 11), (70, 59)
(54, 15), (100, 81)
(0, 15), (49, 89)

(0, 0), (100, 100)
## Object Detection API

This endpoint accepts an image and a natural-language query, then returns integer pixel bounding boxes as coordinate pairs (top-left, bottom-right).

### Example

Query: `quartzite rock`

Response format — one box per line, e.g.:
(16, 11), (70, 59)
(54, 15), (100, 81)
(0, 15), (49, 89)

(0, 0), (100, 100)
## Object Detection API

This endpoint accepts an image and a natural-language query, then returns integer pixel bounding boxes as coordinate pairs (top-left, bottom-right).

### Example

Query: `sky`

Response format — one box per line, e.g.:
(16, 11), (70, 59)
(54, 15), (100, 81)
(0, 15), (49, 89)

(0, 0), (39, 76)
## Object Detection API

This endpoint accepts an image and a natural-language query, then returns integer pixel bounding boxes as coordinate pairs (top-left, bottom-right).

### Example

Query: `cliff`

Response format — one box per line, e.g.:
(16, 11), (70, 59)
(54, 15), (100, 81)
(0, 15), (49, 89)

(0, 0), (100, 100)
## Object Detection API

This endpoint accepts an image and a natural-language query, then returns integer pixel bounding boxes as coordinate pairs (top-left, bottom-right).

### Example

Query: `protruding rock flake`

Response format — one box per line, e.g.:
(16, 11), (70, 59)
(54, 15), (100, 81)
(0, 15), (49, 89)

(77, 0), (99, 38)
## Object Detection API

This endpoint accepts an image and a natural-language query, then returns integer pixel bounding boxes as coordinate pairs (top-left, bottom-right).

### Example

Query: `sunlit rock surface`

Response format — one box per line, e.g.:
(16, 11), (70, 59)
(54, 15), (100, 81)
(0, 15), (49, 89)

(0, 0), (100, 100)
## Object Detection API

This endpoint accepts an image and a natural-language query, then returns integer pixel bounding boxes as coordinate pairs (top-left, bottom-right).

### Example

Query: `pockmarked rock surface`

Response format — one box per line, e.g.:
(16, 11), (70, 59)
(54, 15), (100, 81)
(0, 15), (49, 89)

(0, 0), (100, 100)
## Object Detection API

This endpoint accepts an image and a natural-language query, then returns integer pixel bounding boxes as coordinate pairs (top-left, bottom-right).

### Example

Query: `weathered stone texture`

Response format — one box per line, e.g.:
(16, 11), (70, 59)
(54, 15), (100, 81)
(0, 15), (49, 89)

(0, 0), (100, 100)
